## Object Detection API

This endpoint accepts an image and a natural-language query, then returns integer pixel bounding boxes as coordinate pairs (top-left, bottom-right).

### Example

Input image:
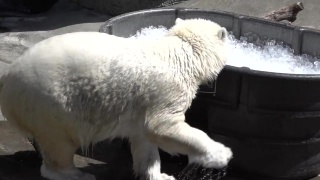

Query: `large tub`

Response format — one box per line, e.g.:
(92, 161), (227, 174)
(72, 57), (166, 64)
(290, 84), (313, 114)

(99, 8), (320, 180)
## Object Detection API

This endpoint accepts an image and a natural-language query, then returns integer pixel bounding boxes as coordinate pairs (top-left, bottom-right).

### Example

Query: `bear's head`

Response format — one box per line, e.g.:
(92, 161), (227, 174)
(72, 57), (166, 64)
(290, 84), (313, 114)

(169, 18), (228, 83)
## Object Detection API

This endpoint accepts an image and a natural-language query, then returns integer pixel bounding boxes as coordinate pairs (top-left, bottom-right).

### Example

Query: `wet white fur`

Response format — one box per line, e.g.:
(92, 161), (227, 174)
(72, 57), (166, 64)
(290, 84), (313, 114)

(0, 18), (232, 180)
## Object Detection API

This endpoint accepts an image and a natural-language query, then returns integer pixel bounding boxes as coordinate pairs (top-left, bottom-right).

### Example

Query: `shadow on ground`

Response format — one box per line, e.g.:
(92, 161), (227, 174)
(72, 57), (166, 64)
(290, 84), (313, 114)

(0, 141), (188, 180)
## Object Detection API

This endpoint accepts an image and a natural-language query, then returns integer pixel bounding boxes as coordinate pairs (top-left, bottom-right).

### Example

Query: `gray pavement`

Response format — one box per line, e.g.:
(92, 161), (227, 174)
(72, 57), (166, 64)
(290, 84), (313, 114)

(170, 0), (320, 29)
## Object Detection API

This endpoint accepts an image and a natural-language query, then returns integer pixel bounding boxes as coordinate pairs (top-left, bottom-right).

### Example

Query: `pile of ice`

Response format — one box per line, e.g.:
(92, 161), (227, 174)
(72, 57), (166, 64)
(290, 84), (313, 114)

(129, 26), (320, 74)
(130, 26), (169, 40)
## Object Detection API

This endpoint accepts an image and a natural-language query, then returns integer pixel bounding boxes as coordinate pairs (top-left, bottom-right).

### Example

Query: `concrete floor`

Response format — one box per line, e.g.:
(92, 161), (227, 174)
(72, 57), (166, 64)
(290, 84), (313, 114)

(1, 0), (320, 179)
(170, 0), (320, 29)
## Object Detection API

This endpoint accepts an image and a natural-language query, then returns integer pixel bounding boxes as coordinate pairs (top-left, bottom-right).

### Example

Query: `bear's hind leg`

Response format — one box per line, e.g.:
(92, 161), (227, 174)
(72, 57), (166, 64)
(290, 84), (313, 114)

(36, 132), (95, 180)
(145, 113), (232, 169)
(130, 136), (175, 180)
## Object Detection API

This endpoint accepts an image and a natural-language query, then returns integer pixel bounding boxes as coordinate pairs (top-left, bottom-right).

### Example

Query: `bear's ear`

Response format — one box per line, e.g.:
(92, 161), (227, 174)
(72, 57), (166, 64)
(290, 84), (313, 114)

(175, 18), (184, 25)
(218, 27), (227, 40)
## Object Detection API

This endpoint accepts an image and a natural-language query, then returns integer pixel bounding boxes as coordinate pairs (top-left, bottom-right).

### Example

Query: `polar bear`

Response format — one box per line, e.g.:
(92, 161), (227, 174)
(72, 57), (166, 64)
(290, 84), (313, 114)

(0, 18), (232, 180)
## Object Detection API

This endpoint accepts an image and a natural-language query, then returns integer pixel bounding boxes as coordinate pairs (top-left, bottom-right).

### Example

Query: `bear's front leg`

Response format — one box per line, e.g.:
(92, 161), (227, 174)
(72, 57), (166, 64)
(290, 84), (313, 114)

(130, 136), (175, 180)
(144, 113), (232, 169)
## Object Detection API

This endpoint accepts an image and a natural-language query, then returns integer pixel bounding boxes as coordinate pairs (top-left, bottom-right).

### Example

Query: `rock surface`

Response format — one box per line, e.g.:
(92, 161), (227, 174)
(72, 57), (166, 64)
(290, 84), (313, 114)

(72, 0), (187, 16)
